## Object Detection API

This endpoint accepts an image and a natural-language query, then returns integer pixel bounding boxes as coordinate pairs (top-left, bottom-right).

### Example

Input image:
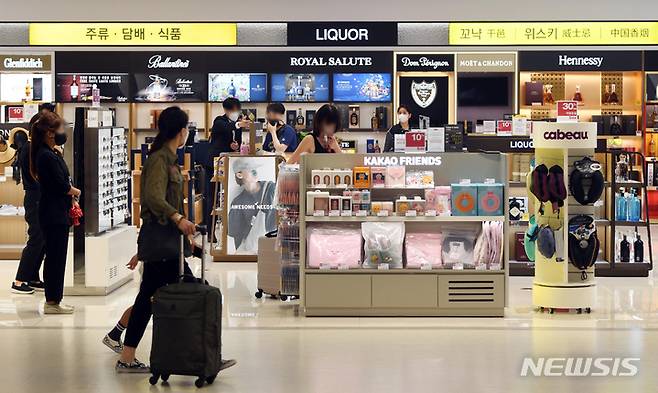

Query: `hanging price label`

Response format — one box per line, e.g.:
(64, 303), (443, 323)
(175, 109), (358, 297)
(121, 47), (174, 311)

(496, 120), (512, 136)
(557, 100), (579, 123)
(405, 131), (426, 153)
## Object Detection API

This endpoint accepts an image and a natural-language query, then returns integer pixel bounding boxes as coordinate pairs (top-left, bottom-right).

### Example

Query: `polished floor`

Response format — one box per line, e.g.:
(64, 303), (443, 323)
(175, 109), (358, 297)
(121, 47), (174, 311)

(3, 260), (658, 393)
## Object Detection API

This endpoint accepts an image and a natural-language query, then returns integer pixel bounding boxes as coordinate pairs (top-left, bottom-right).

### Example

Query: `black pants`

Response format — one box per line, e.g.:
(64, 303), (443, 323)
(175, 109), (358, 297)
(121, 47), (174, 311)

(203, 165), (214, 230)
(15, 190), (45, 282)
(42, 224), (70, 303)
(124, 259), (192, 348)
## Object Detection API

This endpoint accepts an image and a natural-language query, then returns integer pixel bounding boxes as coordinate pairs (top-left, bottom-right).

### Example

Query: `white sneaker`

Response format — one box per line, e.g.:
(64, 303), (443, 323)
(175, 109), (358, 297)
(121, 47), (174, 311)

(17, 207), (25, 216)
(44, 303), (75, 314)
(0, 205), (18, 216)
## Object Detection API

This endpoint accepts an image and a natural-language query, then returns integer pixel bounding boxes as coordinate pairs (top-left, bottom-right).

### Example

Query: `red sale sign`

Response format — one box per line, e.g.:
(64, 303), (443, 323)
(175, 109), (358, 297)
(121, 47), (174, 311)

(497, 120), (512, 136)
(557, 100), (578, 123)
(7, 106), (23, 122)
(405, 131), (426, 152)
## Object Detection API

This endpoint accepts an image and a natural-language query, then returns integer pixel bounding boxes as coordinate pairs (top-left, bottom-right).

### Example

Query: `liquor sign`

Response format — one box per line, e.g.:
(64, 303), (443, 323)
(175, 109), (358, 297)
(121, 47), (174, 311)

(29, 23), (237, 46)
(0, 55), (51, 72)
(533, 122), (597, 149)
(556, 100), (579, 123)
(519, 51), (643, 72)
(449, 22), (658, 46)
(287, 22), (397, 46)
(405, 131), (426, 152)
(396, 53), (454, 72)
(463, 134), (534, 153)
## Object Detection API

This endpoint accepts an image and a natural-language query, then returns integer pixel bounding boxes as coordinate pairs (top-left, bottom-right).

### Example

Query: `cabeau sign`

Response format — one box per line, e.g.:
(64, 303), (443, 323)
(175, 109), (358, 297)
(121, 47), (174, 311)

(287, 22), (397, 46)
(0, 55), (51, 72)
(533, 122), (598, 149)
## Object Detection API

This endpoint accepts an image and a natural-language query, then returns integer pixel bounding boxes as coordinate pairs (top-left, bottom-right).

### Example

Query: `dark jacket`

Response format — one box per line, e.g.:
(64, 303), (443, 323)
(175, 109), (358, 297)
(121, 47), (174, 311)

(35, 144), (72, 226)
(140, 146), (184, 225)
(209, 114), (242, 159)
(19, 141), (40, 192)
(383, 124), (409, 152)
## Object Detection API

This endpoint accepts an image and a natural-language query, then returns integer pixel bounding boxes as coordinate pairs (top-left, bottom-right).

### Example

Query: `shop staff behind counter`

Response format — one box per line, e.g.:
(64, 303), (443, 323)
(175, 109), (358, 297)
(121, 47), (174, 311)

(384, 105), (412, 152)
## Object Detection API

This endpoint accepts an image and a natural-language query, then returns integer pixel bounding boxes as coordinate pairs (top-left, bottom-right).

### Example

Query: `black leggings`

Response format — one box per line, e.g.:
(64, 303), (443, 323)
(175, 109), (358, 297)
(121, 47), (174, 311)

(123, 259), (192, 348)
(42, 224), (70, 303)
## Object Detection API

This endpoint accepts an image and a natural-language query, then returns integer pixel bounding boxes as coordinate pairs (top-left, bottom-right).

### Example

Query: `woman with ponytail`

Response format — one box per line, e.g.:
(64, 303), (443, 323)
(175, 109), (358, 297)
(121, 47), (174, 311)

(30, 111), (81, 314)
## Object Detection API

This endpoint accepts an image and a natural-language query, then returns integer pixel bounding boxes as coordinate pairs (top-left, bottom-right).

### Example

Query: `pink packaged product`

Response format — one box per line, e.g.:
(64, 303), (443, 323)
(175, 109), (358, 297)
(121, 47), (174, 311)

(371, 166), (387, 187)
(405, 233), (443, 268)
(424, 186), (451, 216)
(307, 226), (362, 268)
(386, 166), (406, 188)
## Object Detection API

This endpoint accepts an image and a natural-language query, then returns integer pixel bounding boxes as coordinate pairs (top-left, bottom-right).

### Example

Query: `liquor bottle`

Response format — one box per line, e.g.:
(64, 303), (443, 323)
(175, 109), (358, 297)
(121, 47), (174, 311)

(603, 84), (610, 104)
(572, 85), (583, 103)
(227, 78), (236, 97)
(24, 79), (32, 101)
(70, 75), (79, 100)
(620, 235), (630, 262)
(350, 107), (359, 128)
(629, 189), (641, 222)
(240, 140), (250, 155)
(296, 76), (304, 99)
(370, 111), (379, 130)
(649, 107), (658, 128)
(543, 84), (554, 104)
(295, 108), (305, 130)
(649, 134), (656, 157)
(374, 140), (381, 153)
(610, 115), (622, 135)
(615, 191), (628, 221)
(634, 233), (644, 262)
(608, 83), (619, 104)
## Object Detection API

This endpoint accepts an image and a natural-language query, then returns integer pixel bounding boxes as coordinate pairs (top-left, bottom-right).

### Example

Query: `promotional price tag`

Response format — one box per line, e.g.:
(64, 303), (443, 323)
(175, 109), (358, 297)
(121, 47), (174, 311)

(512, 115), (528, 136)
(7, 106), (23, 122)
(405, 210), (417, 217)
(405, 131), (426, 153)
(356, 210), (368, 217)
(377, 263), (390, 270)
(313, 210), (326, 217)
(557, 100), (579, 123)
(496, 120), (512, 136)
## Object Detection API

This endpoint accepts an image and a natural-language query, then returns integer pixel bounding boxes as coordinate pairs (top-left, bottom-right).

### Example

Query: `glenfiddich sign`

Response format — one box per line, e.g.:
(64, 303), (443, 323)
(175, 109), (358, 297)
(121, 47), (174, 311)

(0, 55), (51, 71)
(287, 22), (397, 46)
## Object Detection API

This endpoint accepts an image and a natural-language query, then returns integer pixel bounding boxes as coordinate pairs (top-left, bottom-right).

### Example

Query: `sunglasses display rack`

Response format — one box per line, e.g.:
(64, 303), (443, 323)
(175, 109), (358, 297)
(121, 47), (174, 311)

(530, 122), (598, 314)
(299, 152), (509, 317)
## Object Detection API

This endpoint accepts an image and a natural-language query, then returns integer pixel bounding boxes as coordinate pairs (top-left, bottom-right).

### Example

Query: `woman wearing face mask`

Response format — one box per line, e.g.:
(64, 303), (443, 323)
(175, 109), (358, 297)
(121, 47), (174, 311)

(384, 105), (412, 152)
(117, 106), (237, 373)
(288, 104), (342, 164)
(30, 111), (81, 314)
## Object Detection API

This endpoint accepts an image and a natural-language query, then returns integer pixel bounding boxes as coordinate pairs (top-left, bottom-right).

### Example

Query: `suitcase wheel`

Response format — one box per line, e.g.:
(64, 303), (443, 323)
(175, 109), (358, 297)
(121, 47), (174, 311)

(149, 374), (160, 385)
(206, 374), (217, 385)
(279, 292), (288, 301)
(255, 289), (263, 299)
(195, 377), (205, 388)
(161, 374), (170, 382)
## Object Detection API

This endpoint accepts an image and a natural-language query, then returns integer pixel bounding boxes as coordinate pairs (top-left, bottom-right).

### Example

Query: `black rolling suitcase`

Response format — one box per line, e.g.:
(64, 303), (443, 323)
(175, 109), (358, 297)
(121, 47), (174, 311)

(149, 226), (223, 388)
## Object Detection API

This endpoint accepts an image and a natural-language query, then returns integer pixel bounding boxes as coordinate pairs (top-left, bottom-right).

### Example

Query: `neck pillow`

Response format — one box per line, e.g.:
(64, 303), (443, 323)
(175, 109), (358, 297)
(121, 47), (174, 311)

(570, 157), (604, 206)
(568, 215), (599, 279)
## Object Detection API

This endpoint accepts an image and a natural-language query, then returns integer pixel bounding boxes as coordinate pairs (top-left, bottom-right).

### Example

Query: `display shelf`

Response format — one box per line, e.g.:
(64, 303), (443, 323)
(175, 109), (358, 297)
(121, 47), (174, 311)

(305, 215), (505, 222)
(305, 268), (506, 274)
(594, 261), (651, 277)
(613, 221), (649, 227)
(308, 185), (450, 191)
(597, 135), (643, 140)
(300, 152), (508, 317)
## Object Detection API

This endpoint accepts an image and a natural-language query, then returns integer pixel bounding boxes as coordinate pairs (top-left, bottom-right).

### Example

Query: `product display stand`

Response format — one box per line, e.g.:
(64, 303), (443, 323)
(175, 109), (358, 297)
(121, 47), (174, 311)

(300, 152), (508, 317)
(531, 122), (598, 313)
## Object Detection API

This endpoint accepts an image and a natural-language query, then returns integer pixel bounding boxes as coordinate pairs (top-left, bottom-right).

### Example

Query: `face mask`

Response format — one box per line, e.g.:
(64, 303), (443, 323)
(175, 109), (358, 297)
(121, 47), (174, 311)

(54, 132), (67, 146)
(398, 114), (409, 124)
(228, 112), (240, 122)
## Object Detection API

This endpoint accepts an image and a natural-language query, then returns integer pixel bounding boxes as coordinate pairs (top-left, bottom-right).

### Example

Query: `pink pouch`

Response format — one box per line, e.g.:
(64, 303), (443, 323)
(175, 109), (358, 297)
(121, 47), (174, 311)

(386, 166), (406, 188)
(308, 227), (362, 268)
(405, 233), (443, 268)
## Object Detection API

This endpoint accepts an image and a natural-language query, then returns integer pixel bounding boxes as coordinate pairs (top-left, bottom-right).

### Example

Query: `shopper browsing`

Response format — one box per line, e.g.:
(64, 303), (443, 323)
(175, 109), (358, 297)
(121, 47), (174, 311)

(288, 104), (342, 164)
(10, 105), (55, 294)
(383, 105), (412, 152)
(30, 111), (81, 314)
(262, 103), (298, 154)
(117, 107), (235, 373)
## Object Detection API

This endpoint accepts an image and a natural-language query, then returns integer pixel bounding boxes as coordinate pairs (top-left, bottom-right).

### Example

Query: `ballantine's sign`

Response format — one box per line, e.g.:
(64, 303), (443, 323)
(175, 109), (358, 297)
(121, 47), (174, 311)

(289, 56), (373, 67)
(533, 122), (597, 149)
(147, 55), (190, 69)
(558, 55), (603, 67)
(363, 155), (442, 167)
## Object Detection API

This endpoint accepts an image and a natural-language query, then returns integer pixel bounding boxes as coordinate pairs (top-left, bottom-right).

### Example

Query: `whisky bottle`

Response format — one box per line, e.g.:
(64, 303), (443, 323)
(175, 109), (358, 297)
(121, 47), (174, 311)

(649, 107), (658, 128)
(649, 134), (656, 157)
(603, 84), (610, 104)
(370, 111), (379, 130)
(296, 76), (304, 99)
(70, 75), (79, 100)
(24, 79), (32, 101)
(572, 85), (583, 103)
(228, 78), (236, 97)
(543, 84), (554, 104)
(608, 83), (619, 105)
(374, 140), (381, 153)
(610, 115), (622, 135)
(350, 108), (359, 128)
(295, 108), (305, 130)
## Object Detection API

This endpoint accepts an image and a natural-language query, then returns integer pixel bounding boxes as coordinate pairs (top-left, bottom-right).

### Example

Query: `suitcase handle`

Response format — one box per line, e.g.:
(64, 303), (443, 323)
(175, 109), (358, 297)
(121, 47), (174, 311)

(180, 225), (208, 282)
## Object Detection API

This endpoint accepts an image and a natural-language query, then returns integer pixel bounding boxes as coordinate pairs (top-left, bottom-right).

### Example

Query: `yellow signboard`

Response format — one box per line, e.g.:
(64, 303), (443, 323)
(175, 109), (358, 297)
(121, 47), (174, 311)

(449, 22), (658, 45)
(29, 23), (237, 46)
